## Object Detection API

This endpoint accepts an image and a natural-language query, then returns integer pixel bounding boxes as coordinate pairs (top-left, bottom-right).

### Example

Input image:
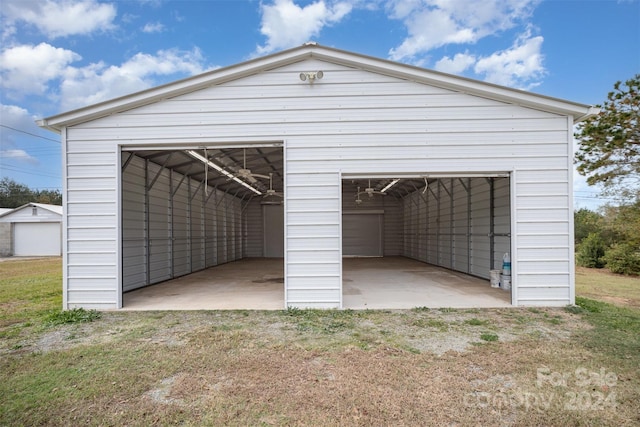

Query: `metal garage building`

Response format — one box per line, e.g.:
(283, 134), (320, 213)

(38, 43), (595, 310)
(0, 203), (63, 256)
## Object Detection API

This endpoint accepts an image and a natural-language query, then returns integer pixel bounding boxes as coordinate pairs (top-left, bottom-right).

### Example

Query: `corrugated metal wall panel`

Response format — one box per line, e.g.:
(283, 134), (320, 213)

(452, 179), (470, 273)
(400, 177), (510, 281)
(148, 163), (172, 283)
(120, 153), (252, 295)
(66, 57), (574, 308)
(286, 172), (341, 308)
(171, 170), (190, 278)
(122, 155), (146, 291)
(342, 184), (401, 256)
(204, 190), (218, 267)
(64, 137), (118, 308)
(190, 179), (205, 272)
(493, 178), (511, 272)
(244, 198), (264, 257)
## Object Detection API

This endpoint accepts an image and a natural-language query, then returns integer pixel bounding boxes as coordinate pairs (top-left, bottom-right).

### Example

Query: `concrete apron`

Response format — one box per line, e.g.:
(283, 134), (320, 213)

(123, 257), (511, 310)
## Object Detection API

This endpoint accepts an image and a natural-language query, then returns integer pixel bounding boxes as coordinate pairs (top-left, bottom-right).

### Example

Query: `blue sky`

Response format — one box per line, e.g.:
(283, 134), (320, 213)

(1, 0), (638, 210)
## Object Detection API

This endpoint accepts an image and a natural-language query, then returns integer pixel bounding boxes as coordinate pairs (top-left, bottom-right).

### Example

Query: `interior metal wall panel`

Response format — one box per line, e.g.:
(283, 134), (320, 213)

(244, 198), (264, 257)
(342, 184), (401, 256)
(263, 204), (284, 257)
(204, 189), (217, 267)
(120, 153), (248, 295)
(470, 179), (491, 277)
(121, 155), (147, 291)
(171, 170), (190, 278)
(452, 179), (470, 273)
(342, 213), (383, 257)
(190, 180), (205, 272)
(147, 162), (172, 284)
(401, 177), (510, 281)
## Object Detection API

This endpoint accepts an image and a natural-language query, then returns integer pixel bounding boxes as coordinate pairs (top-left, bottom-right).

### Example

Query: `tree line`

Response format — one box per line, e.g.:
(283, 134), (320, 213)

(574, 74), (639, 275)
(0, 177), (62, 208)
(575, 204), (640, 275)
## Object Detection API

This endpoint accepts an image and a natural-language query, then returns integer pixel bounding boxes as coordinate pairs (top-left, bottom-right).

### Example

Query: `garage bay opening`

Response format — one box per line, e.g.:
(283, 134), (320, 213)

(341, 176), (512, 309)
(120, 145), (285, 309)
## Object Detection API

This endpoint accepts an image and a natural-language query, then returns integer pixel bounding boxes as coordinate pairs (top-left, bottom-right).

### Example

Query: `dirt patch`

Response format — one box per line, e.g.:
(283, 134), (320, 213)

(2, 308), (637, 426)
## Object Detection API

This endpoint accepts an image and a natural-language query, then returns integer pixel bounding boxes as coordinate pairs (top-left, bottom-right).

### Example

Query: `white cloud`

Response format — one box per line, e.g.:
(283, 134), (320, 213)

(60, 48), (209, 110)
(1, 42), (211, 111)
(473, 29), (545, 89)
(434, 52), (476, 74)
(0, 0), (117, 38)
(431, 29), (546, 89)
(0, 43), (81, 96)
(0, 104), (41, 165)
(142, 22), (165, 33)
(255, 0), (353, 55)
(387, 0), (539, 61)
(0, 149), (39, 164)
(0, 104), (37, 130)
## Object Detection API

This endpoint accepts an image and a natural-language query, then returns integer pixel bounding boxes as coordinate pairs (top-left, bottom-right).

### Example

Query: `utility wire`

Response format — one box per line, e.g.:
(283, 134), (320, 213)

(0, 125), (60, 143)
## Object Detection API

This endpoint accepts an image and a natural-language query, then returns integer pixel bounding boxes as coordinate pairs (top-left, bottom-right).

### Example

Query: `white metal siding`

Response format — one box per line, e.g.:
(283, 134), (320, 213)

(286, 171), (341, 308)
(66, 57), (574, 308)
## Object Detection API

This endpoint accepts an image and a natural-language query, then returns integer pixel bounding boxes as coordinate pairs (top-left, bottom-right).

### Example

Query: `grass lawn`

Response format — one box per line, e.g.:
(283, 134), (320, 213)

(576, 266), (640, 308)
(1, 258), (639, 426)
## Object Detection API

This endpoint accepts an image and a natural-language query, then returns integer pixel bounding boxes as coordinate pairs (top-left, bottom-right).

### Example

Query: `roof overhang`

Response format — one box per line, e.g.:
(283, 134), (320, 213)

(37, 43), (597, 132)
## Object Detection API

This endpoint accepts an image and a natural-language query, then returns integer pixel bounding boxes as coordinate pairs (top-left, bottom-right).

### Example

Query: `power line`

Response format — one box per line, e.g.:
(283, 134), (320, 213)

(0, 124), (60, 143)
(1, 164), (61, 179)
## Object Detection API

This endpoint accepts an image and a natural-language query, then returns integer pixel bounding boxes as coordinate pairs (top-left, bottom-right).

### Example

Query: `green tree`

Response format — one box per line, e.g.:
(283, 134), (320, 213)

(0, 177), (33, 208)
(601, 200), (640, 246)
(574, 208), (603, 245)
(575, 74), (639, 201)
(577, 232), (606, 268)
(603, 243), (640, 275)
(0, 177), (62, 208)
(34, 189), (62, 205)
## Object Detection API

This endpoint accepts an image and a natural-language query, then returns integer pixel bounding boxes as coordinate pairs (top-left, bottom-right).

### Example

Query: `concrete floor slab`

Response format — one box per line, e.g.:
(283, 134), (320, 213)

(123, 256), (511, 310)
(342, 257), (511, 309)
(123, 258), (285, 310)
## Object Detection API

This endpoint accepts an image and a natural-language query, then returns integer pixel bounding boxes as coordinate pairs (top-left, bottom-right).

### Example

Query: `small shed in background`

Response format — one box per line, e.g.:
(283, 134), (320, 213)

(0, 203), (63, 256)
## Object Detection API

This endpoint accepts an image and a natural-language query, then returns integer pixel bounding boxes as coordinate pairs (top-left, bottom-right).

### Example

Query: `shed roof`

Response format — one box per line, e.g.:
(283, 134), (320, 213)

(0, 203), (63, 220)
(38, 43), (596, 132)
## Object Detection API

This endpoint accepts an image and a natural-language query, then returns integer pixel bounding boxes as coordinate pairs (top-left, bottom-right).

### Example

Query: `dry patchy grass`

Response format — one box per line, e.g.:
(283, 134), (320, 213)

(576, 266), (640, 308)
(1, 258), (639, 426)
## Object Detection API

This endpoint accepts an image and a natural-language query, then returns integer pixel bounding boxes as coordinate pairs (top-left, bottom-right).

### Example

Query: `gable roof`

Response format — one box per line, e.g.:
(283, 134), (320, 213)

(38, 42), (597, 132)
(0, 202), (63, 220)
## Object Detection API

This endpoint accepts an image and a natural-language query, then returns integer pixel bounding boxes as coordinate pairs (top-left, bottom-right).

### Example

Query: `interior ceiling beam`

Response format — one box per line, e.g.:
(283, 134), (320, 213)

(120, 142), (283, 151)
(342, 172), (510, 179)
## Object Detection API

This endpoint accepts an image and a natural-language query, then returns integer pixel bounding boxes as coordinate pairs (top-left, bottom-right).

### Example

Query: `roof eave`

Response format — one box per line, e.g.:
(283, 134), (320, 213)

(37, 44), (598, 131)
(38, 45), (317, 132)
(306, 46), (597, 122)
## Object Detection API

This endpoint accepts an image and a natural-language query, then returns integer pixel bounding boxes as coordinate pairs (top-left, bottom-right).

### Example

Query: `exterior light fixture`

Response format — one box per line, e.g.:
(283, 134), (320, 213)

(381, 179), (400, 193)
(186, 150), (262, 195)
(299, 70), (324, 83)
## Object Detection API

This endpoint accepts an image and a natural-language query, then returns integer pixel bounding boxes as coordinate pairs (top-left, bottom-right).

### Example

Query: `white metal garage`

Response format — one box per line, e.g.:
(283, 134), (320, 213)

(38, 43), (596, 310)
(0, 203), (63, 256)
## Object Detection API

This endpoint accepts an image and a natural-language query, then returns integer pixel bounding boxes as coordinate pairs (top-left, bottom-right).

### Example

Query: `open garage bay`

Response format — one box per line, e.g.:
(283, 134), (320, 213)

(123, 257), (510, 310)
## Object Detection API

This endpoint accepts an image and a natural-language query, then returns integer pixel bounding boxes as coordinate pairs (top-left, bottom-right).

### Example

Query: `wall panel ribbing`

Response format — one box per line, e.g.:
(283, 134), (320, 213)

(401, 177), (510, 280)
(66, 56), (575, 308)
(120, 153), (245, 294)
